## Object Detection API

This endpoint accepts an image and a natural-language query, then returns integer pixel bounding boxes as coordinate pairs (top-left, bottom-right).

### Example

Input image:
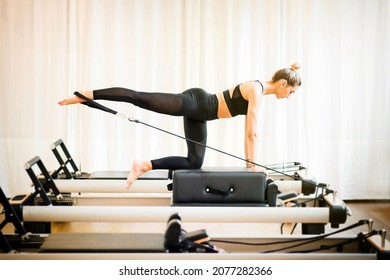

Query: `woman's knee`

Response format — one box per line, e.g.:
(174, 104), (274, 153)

(187, 156), (204, 169)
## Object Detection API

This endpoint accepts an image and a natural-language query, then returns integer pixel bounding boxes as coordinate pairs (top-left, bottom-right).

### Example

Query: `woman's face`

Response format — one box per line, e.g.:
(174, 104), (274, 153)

(276, 81), (298, 99)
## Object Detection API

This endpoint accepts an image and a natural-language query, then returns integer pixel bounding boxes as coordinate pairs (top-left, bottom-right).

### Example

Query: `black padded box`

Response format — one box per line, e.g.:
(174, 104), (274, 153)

(172, 168), (267, 206)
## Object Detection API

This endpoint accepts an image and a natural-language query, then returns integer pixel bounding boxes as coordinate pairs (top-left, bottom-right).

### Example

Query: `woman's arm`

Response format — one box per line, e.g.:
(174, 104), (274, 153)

(242, 82), (263, 170)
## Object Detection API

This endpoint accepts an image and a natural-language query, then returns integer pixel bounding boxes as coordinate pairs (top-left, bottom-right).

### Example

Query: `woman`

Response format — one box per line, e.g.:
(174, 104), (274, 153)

(59, 63), (301, 188)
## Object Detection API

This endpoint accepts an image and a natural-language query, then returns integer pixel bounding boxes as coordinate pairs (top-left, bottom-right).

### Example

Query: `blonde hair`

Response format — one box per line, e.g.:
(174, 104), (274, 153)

(271, 63), (302, 86)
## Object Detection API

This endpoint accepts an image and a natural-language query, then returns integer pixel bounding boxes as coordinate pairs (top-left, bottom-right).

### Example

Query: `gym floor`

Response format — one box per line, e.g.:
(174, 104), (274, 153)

(342, 200), (390, 234)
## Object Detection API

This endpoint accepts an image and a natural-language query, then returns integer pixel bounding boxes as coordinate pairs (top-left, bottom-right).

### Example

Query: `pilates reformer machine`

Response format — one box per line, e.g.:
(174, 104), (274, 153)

(30, 155), (338, 234)
(41, 141), (324, 209)
(1, 181), (389, 259)
(32, 143), (344, 236)
(46, 138), (314, 207)
(1, 154), (389, 259)
(33, 134), (340, 233)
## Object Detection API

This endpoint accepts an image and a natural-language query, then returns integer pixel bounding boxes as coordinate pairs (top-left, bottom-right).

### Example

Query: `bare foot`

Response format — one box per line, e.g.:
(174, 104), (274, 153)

(58, 91), (93, 106)
(126, 160), (153, 189)
(251, 165), (268, 176)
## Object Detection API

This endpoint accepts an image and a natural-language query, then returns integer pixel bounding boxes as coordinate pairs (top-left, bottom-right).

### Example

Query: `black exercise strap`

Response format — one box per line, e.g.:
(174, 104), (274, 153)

(74, 91), (118, 115)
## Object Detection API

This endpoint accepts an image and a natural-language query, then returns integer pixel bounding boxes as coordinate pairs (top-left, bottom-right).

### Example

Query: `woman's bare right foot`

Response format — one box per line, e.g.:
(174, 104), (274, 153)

(58, 91), (93, 106)
(126, 160), (153, 189)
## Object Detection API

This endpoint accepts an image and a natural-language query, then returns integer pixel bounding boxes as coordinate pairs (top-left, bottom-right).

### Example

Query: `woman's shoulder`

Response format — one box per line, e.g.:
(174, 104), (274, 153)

(240, 80), (263, 98)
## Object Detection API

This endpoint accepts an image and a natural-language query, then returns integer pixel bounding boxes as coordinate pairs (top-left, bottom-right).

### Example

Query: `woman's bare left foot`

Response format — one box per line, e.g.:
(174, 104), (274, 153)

(126, 160), (152, 189)
(58, 91), (93, 106)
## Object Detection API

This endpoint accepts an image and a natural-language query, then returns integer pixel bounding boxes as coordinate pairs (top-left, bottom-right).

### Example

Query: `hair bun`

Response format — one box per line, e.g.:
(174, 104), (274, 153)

(290, 63), (300, 71)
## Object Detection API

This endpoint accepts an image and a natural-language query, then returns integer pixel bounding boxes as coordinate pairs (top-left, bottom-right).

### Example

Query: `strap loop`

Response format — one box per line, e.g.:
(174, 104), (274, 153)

(74, 91), (118, 115)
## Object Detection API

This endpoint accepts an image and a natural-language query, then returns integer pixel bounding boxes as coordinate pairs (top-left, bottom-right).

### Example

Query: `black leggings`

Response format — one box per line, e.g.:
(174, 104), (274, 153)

(93, 87), (219, 170)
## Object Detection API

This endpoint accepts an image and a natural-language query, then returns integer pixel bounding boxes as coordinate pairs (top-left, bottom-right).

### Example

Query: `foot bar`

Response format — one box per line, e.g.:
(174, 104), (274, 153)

(22, 205), (346, 224)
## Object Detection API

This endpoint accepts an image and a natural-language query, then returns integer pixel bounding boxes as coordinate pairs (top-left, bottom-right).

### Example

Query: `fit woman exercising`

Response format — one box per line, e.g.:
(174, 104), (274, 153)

(59, 63), (301, 188)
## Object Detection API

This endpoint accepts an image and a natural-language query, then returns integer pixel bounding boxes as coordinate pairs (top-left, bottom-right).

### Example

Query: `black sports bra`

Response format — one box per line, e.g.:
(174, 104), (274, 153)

(223, 80), (263, 117)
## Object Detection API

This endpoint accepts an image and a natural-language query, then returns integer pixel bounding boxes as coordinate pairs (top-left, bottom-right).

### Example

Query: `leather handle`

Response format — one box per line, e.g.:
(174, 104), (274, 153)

(205, 185), (235, 196)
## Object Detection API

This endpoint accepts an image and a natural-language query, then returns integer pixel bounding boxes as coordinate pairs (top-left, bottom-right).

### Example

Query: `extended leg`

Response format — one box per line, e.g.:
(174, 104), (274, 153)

(59, 87), (210, 189)
(60, 87), (184, 117)
(93, 87), (184, 116)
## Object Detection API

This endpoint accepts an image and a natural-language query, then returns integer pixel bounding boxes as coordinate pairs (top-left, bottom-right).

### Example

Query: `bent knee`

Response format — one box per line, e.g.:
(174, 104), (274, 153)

(187, 157), (204, 169)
